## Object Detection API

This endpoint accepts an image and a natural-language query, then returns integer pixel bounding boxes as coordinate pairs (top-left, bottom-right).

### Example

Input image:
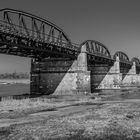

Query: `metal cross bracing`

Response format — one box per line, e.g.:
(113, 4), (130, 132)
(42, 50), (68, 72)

(0, 8), (79, 60)
(81, 40), (111, 58)
(113, 52), (140, 73)
(113, 51), (132, 69)
(80, 40), (140, 69)
(131, 57), (140, 66)
(0, 8), (139, 67)
(80, 40), (114, 65)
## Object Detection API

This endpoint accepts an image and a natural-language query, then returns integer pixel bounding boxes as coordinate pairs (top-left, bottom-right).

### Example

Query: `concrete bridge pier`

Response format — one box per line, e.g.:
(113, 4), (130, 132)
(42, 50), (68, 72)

(122, 62), (140, 87)
(76, 48), (91, 94)
(95, 56), (122, 90)
(30, 50), (91, 95)
(53, 51), (91, 95)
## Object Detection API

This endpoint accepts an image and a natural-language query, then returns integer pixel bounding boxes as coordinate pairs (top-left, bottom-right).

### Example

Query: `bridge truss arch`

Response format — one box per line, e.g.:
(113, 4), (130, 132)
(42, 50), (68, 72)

(131, 57), (140, 66)
(0, 8), (71, 45)
(113, 51), (130, 63)
(0, 8), (79, 59)
(80, 40), (111, 59)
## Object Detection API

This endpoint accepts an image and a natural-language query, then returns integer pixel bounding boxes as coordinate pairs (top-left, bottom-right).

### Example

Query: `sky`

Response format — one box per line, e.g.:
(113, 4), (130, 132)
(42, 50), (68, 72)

(0, 0), (140, 73)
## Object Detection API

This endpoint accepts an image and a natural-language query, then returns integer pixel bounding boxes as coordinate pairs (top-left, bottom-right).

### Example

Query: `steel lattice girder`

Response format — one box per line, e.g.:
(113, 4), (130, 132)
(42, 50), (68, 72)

(0, 31), (78, 59)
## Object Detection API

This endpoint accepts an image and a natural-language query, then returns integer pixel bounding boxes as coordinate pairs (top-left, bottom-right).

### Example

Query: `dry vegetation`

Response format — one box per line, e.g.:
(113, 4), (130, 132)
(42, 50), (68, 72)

(1, 92), (140, 139)
(0, 96), (71, 119)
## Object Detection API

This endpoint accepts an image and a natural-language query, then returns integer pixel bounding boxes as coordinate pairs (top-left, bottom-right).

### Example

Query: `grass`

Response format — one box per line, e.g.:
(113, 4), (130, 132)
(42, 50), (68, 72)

(0, 94), (93, 119)
(1, 101), (140, 139)
(0, 97), (70, 119)
(1, 91), (140, 139)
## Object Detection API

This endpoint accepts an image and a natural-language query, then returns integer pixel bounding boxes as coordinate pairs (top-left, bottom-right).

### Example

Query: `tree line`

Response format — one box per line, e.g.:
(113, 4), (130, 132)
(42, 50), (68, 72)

(0, 72), (30, 79)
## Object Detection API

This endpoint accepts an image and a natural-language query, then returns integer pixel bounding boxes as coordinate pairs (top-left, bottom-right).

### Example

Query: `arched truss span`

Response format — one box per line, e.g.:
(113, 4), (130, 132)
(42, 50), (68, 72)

(0, 8), (71, 45)
(131, 57), (140, 66)
(113, 51), (129, 62)
(80, 40), (111, 58)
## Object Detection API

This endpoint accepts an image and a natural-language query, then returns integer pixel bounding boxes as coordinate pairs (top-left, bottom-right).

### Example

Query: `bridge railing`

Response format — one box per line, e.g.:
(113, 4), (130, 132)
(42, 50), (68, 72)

(0, 20), (80, 52)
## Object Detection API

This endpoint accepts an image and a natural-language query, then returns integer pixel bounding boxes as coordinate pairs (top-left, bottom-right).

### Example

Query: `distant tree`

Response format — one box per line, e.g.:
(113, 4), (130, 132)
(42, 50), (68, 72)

(0, 72), (30, 79)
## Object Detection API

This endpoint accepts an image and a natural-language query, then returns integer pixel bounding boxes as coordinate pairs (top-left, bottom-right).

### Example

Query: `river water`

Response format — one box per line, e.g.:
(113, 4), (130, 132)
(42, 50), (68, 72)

(0, 83), (30, 97)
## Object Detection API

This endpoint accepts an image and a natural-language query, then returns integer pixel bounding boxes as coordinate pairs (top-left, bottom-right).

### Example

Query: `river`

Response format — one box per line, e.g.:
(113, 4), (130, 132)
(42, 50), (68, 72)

(0, 79), (30, 96)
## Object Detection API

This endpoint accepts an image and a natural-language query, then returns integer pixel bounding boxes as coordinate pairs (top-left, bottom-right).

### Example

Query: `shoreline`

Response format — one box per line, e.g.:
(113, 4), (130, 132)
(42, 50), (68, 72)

(0, 79), (30, 84)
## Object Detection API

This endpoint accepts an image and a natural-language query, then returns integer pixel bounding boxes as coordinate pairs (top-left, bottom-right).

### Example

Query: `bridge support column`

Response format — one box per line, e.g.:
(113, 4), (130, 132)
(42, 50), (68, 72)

(76, 52), (91, 93)
(96, 56), (122, 89)
(122, 62), (139, 87)
(53, 51), (90, 95)
(30, 51), (91, 95)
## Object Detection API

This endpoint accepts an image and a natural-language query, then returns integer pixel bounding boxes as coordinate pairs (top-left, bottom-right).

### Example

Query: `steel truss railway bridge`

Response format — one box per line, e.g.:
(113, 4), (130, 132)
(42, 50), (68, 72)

(0, 8), (140, 95)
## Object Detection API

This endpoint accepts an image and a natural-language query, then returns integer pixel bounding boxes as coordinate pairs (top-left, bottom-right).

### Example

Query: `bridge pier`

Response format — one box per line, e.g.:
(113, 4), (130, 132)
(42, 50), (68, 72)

(1, 8), (140, 95)
(30, 51), (91, 95)
(122, 62), (140, 87)
(122, 62), (136, 86)
(30, 38), (140, 95)
(30, 51), (140, 95)
(92, 56), (122, 91)
(76, 49), (91, 94)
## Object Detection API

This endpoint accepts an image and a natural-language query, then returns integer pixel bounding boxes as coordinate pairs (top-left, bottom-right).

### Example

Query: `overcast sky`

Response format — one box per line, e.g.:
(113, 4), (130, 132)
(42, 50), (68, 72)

(0, 0), (140, 73)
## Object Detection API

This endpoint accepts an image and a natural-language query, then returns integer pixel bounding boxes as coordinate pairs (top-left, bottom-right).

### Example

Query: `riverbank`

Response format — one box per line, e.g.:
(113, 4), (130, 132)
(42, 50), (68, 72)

(0, 79), (30, 84)
(1, 91), (140, 139)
